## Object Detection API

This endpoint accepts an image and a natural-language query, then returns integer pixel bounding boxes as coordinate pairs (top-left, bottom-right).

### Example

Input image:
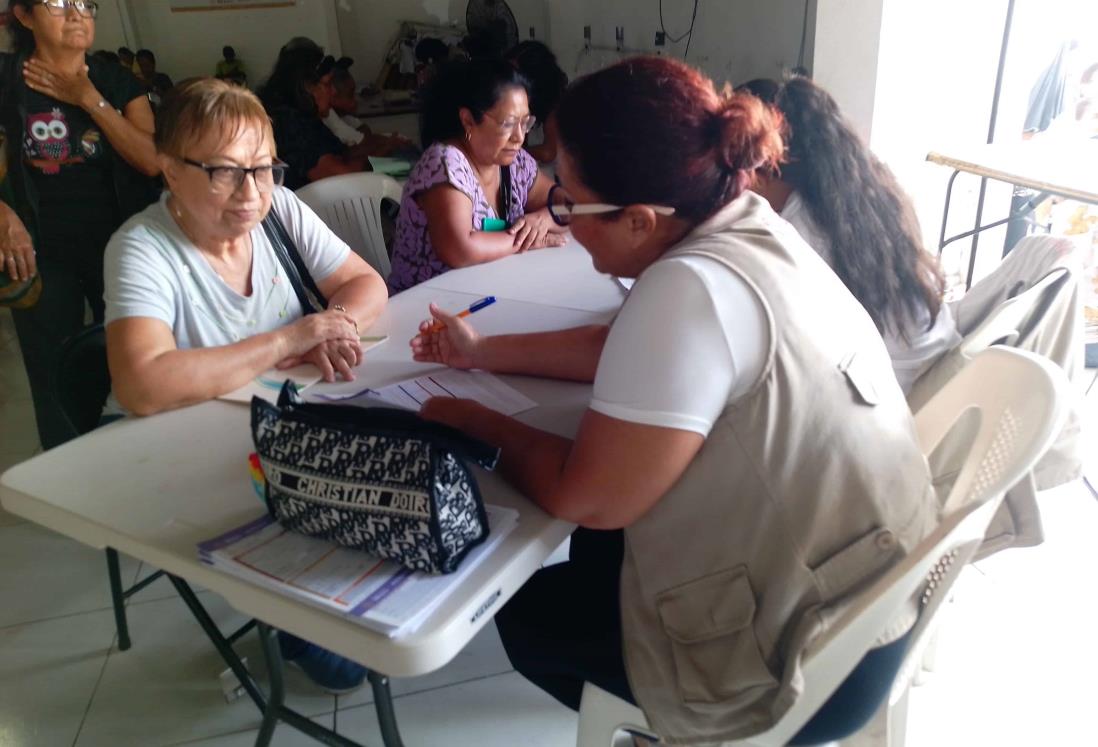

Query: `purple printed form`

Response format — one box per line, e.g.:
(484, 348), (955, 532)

(350, 567), (415, 615)
(197, 514), (276, 555)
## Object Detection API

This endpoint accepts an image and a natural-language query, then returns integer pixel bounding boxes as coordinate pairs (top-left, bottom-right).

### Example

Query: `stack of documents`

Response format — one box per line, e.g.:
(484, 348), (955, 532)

(198, 505), (518, 637)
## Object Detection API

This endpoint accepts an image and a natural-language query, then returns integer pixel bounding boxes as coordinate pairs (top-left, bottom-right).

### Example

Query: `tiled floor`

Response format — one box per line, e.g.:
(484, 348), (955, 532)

(1, 304), (1096, 746)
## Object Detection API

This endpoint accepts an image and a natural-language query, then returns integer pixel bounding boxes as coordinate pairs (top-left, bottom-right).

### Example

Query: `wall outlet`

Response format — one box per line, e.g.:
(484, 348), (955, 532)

(655, 31), (666, 47)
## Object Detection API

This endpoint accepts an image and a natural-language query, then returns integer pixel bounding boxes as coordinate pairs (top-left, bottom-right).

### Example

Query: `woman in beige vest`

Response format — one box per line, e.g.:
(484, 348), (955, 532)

(412, 57), (936, 745)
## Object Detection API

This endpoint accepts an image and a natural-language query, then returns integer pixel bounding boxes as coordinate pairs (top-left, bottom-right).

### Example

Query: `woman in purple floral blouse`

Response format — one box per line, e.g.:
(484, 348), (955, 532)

(388, 59), (566, 293)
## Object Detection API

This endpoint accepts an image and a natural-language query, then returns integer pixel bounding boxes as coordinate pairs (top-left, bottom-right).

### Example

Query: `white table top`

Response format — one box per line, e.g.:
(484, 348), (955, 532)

(927, 139), (1098, 205)
(0, 240), (626, 677)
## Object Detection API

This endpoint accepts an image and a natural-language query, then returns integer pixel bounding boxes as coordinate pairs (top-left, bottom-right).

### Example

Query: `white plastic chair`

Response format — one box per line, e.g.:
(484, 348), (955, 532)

(295, 172), (403, 279)
(576, 346), (1070, 747)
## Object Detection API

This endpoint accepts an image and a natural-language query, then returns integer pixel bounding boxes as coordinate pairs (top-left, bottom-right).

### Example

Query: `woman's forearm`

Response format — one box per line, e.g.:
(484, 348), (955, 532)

(83, 92), (159, 176)
(114, 329), (290, 416)
(326, 274), (388, 331)
(437, 230), (522, 267)
(474, 325), (608, 382)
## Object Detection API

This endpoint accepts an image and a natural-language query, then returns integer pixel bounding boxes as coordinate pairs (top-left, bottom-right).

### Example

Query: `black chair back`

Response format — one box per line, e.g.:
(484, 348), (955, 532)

(51, 324), (110, 440)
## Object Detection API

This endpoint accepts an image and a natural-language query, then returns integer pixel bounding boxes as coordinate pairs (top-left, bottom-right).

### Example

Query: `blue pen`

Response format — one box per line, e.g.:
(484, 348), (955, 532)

(430, 296), (496, 331)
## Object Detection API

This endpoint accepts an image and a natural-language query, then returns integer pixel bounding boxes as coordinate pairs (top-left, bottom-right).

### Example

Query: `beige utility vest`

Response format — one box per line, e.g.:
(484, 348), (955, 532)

(619, 194), (937, 745)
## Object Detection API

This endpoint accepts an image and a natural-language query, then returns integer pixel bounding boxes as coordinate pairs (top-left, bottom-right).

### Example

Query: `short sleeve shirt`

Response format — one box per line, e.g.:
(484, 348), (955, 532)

(387, 142), (539, 293)
(590, 253), (769, 437)
(22, 56), (147, 254)
(104, 186), (350, 349)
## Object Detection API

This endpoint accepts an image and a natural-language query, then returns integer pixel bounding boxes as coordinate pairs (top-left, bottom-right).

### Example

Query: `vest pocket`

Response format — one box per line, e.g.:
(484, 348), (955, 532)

(655, 566), (778, 704)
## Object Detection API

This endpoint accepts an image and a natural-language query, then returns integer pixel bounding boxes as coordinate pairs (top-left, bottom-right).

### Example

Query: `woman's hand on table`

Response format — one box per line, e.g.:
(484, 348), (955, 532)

(282, 338), (363, 382)
(0, 203), (36, 282)
(277, 309), (359, 360)
(409, 303), (483, 369)
(23, 59), (100, 110)
(509, 209), (563, 252)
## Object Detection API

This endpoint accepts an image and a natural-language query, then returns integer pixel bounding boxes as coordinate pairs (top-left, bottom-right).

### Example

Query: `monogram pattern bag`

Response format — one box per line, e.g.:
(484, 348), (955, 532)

(251, 382), (501, 574)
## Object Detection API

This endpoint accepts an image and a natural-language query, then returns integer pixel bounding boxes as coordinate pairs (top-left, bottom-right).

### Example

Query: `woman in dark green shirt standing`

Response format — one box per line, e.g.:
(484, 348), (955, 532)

(0, 0), (159, 449)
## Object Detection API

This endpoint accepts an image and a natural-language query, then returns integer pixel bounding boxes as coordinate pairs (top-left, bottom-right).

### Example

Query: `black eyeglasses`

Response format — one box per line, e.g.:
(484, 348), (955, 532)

(180, 158), (287, 194)
(36, 0), (98, 18)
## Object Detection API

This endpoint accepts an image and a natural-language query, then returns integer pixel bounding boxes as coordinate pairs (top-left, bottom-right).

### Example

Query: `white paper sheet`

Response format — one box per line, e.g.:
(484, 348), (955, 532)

(311, 369), (537, 416)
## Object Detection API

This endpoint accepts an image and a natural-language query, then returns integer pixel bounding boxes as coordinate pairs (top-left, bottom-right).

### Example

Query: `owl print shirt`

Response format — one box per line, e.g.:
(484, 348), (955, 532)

(21, 61), (146, 253)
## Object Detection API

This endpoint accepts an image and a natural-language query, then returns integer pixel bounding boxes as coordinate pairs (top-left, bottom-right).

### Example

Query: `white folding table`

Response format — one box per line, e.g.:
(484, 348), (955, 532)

(0, 240), (626, 746)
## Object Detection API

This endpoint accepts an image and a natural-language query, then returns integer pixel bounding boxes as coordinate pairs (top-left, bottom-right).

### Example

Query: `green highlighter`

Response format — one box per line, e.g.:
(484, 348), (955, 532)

(482, 217), (508, 232)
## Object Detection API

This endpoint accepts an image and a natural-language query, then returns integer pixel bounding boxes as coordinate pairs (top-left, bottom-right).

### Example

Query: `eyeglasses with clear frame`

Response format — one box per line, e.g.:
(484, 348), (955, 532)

(547, 184), (676, 227)
(35, 0), (98, 18)
(180, 158), (288, 194)
(483, 111), (537, 136)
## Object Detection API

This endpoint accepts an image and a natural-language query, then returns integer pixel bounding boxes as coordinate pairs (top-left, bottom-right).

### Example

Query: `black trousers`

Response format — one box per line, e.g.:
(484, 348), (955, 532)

(11, 242), (108, 450)
(495, 527), (634, 711)
(496, 528), (912, 744)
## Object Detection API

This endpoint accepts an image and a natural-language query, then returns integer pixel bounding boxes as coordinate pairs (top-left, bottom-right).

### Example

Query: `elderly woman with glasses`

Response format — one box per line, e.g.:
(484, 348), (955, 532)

(387, 58), (567, 294)
(103, 78), (386, 420)
(1, 0), (159, 448)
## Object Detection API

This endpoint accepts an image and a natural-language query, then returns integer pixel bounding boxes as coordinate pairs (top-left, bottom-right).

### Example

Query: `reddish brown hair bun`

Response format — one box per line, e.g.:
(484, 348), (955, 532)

(556, 56), (785, 222)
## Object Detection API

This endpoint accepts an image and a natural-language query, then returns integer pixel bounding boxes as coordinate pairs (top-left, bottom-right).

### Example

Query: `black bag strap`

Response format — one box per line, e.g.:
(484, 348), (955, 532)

(261, 209), (328, 314)
(500, 165), (513, 221)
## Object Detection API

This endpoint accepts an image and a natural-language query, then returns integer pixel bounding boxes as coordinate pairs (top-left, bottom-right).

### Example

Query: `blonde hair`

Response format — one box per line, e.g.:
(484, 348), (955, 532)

(154, 77), (275, 158)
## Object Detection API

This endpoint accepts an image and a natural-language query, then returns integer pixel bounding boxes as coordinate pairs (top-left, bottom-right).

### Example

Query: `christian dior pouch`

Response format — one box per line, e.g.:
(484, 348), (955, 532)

(251, 382), (500, 574)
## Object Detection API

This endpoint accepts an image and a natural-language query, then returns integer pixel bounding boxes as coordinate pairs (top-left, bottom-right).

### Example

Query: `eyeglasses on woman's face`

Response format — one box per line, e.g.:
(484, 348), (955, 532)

(180, 158), (288, 195)
(35, 0), (98, 18)
(483, 111), (537, 136)
(547, 184), (676, 227)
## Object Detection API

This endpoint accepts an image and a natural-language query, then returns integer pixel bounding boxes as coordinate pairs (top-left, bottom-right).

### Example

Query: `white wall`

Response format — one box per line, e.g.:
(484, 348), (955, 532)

(811, 0), (884, 141)
(125, 0), (340, 84)
(546, 0), (810, 87)
(336, 0), (548, 88)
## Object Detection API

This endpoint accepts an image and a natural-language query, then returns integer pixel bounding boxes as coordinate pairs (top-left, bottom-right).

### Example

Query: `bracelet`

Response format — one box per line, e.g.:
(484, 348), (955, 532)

(332, 304), (358, 335)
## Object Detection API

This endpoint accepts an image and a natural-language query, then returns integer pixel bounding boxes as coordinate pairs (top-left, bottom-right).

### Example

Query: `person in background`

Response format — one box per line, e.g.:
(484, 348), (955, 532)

(116, 44), (134, 71)
(409, 56), (935, 745)
(387, 59), (566, 293)
(324, 59), (415, 156)
(739, 76), (960, 393)
(504, 40), (567, 163)
(258, 44), (369, 190)
(135, 48), (172, 106)
(92, 48), (118, 65)
(215, 44), (247, 86)
(0, 0), (159, 449)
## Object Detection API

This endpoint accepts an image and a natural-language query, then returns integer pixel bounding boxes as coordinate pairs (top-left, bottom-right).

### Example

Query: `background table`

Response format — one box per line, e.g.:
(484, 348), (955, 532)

(927, 139), (1098, 287)
(0, 241), (625, 745)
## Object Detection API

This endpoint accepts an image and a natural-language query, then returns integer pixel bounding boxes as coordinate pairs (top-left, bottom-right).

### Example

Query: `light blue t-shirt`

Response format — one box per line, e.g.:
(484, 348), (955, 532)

(102, 186), (351, 413)
(104, 187), (350, 347)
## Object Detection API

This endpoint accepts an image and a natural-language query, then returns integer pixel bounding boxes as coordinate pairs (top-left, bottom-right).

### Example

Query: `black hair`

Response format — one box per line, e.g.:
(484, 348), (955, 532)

(739, 76), (945, 336)
(258, 46), (333, 117)
(418, 58), (529, 147)
(93, 49), (119, 65)
(736, 78), (782, 105)
(118, 46), (134, 57)
(331, 64), (354, 91)
(7, 1), (36, 56)
(504, 40), (567, 123)
(223, 45), (235, 59)
(136, 48), (155, 64)
(415, 37), (449, 65)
